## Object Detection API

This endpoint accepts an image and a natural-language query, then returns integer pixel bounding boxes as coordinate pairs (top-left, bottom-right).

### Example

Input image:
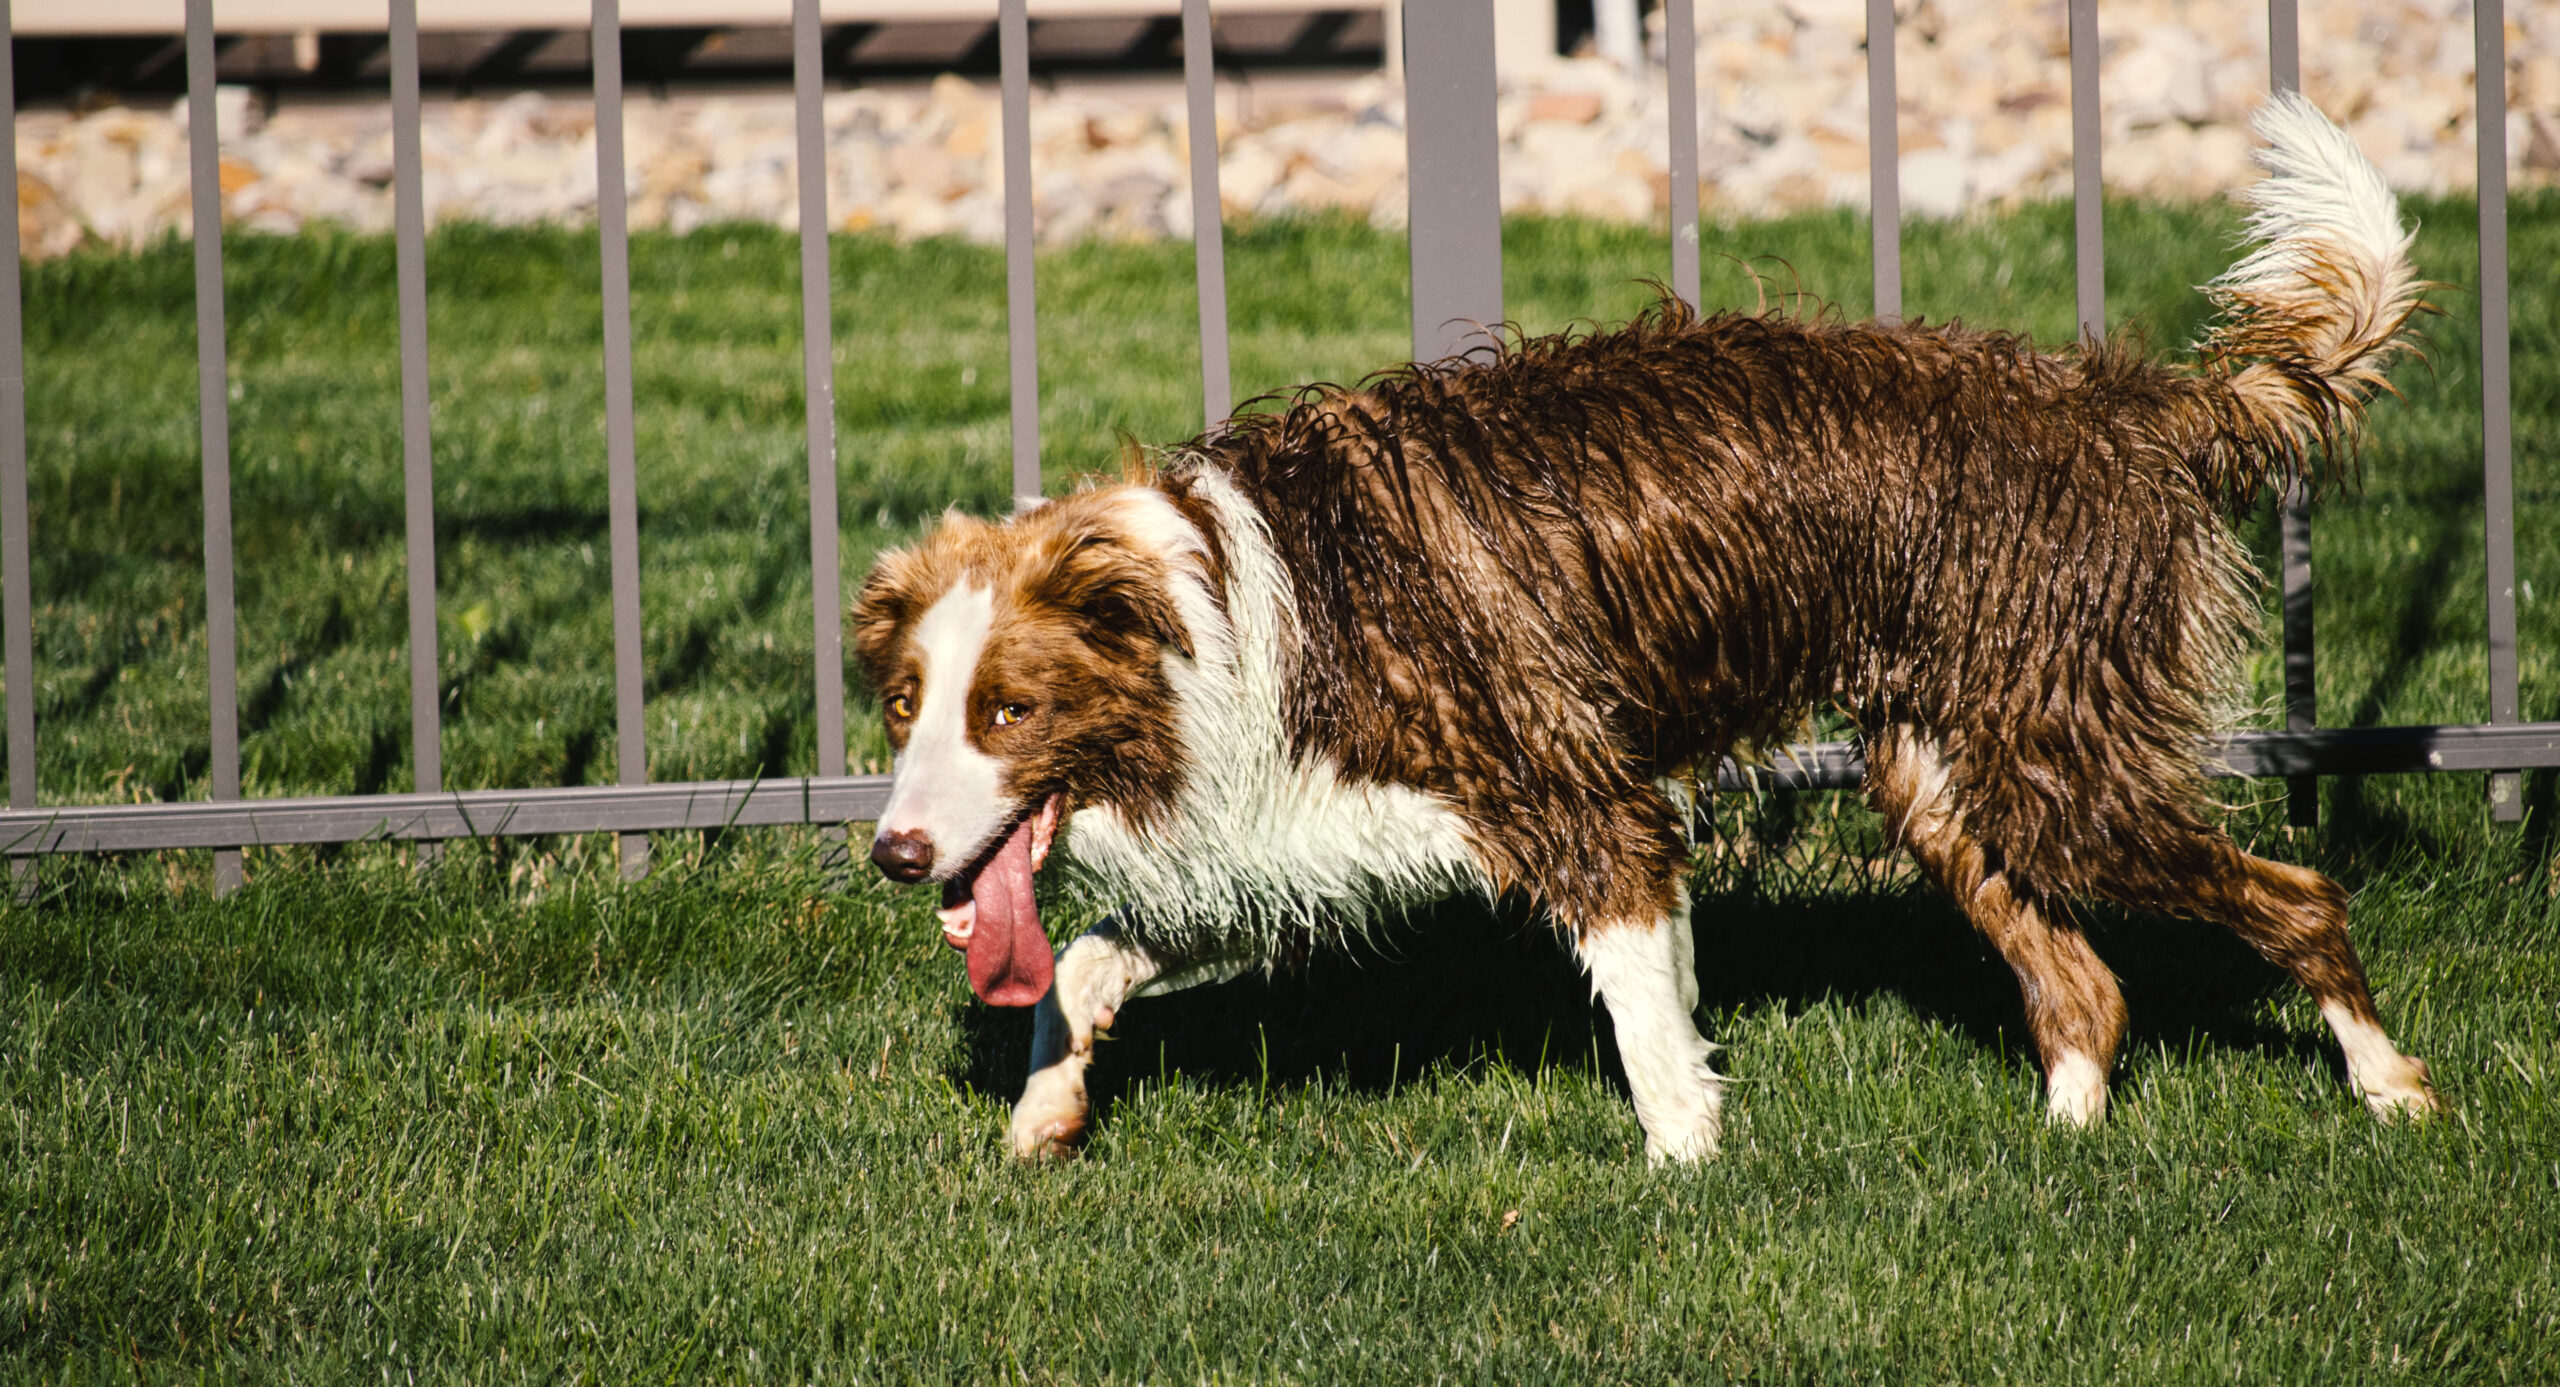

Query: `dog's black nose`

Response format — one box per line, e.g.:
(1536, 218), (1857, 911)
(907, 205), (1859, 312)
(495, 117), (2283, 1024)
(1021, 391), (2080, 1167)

(870, 829), (935, 883)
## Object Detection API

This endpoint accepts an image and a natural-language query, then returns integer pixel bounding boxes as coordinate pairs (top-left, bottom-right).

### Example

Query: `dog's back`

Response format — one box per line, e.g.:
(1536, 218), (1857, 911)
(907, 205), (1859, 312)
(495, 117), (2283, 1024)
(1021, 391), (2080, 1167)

(1192, 310), (2247, 913)
(1185, 92), (2424, 922)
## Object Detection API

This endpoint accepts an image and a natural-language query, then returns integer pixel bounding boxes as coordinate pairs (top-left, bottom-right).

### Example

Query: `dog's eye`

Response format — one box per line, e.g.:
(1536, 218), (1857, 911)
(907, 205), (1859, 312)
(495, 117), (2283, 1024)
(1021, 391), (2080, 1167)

(885, 693), (915, 721)
(992, 702), (1032, 727)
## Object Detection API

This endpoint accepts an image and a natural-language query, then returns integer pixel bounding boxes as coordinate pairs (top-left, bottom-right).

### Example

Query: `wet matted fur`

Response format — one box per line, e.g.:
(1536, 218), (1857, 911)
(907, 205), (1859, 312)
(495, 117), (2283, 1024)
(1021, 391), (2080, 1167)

(853, 93), (2441, 1163)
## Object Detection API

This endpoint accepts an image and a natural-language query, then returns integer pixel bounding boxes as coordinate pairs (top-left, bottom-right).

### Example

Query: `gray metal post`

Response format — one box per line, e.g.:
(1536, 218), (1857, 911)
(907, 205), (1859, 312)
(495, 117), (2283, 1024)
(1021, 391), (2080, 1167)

(0, 0), (35, 901)
(187, 0), (245, 896)
(2478, 0), (2522, 821)
(794, 0), (850, 869)
(1865, 0), (1900, 322)
(2269, 0), (2317, 825)
(1665, 0), (1701, 311)
(1402, 0), (1503, 362)
(390, 0), (444, 865)
(1000, 0), (1042, 508)
(2268, 0), (2298, 95)
(593, 0), (651, 879)
(1182, 0), (1232, 425)
(2067, 0), (2102, 341)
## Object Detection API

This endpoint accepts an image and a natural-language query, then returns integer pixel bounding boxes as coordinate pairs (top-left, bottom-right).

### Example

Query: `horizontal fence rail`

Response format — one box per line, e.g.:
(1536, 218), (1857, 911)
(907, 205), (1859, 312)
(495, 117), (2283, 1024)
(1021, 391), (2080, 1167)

(0, 0), (2542, 889)
(0, 775), (896, 855)
(11, 725), (2560, 856)
(10, 6), (1389, 101)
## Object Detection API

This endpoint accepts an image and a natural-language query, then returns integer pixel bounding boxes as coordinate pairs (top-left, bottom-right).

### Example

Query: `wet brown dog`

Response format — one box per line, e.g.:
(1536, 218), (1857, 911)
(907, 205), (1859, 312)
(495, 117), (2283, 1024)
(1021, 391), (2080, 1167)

(854, 93), (2439, 1162)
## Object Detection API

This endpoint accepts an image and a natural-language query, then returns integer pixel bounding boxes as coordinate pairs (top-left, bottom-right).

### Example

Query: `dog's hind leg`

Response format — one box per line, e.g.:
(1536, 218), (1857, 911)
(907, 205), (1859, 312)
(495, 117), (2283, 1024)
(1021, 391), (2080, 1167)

(2153, 843), (2440, 1119)
(1012, 911), (1246, 1161)
(1867, 728), (2127, 1126)
(1579, 880), (1726, 1164)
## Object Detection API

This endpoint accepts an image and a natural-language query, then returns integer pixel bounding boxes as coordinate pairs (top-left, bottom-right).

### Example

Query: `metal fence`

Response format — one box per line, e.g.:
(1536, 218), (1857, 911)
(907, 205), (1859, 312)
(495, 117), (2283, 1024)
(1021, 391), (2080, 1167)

(2, 0), (2555, 898)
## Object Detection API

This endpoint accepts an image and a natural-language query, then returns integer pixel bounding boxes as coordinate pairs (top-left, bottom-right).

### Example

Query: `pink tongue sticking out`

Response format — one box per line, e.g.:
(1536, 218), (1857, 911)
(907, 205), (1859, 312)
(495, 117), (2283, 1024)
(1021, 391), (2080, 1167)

(955, 811), (1054, 1007)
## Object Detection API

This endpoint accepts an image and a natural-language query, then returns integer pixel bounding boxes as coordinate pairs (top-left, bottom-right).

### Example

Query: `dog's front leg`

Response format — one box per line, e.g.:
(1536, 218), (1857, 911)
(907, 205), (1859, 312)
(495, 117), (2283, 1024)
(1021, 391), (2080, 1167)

(1012, 913), (1243, 1161)
(1579, 886), (1725, 1164)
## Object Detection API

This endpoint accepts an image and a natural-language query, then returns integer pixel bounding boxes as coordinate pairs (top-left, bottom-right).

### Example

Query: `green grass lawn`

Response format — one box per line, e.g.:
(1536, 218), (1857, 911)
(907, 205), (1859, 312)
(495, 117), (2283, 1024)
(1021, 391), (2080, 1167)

(3, 199), (2558, 1380)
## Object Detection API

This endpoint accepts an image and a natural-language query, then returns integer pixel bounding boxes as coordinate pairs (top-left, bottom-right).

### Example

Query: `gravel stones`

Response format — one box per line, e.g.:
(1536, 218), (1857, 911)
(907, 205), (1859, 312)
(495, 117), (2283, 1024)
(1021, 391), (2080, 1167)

(15, 0), (2556, 260)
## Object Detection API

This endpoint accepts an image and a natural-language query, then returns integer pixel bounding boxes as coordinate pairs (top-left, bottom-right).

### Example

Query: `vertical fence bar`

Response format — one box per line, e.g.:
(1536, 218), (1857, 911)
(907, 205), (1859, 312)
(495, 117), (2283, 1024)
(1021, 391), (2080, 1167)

(1864, 0), (1900, 322)
(1181, 0), (1232, 425)
(793, 0), (848, 834)
(186, 0), (245, 897)
(1000, 0), (1042, 508)
(2067, 0), (2103, 342)
(2477, 0), (2522, 821)
(390, 0), (443, 858)
(1665, 0), (1701, 311)
(2268, 0), (2317, 825)
(0, 0), (32, 901)
(1402, 0), (1502, 363)
(2268, 0), (2298, 93)
(593, 0), (651, 879)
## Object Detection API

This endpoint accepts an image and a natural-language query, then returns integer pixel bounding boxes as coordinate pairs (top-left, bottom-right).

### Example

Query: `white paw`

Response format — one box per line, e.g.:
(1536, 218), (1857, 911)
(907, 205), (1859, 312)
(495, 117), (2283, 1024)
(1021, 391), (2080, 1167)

(1008, 1061), (1090, 1162)
(2044, 1051), (2109, 1128)
(2320, 1004), (2443, 1123)
(1644, 1126), (1719, 1166)
(2355, 1054), (2442, 1122)
(1640, 1075), (1725, 1166)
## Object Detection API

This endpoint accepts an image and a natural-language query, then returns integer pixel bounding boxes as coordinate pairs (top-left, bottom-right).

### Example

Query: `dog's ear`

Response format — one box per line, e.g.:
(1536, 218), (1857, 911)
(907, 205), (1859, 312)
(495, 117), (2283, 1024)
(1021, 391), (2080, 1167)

(848, 556), (922, 682)
(1114, 433), (1153, 484)
(850, 521), (973, 680)
(1046, 529), (1193, 661)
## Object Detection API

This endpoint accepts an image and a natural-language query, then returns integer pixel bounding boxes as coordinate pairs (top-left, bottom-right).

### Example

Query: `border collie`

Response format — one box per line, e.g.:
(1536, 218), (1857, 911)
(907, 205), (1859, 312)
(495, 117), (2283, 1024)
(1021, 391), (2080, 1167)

(853, 93), (2440, 1163)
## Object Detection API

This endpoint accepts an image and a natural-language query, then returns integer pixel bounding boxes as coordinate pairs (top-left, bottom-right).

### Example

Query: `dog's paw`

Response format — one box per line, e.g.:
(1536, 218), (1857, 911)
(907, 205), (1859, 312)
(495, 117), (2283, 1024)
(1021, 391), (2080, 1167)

(1008, 1062), (1091, 1162)
(1643, 1131), (1718, 1166)
(1010, 1119), (1085, 1162)
(2358, 1055), (2443, 1122)
(2044, 1051), (2110, 1128)
(1640, 1081), (1724, 1166)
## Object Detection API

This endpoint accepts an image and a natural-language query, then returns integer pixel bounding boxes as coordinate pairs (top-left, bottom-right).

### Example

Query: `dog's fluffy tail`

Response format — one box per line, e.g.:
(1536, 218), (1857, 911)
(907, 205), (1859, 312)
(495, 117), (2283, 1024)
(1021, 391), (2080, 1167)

(2190, 90), (2428, 504)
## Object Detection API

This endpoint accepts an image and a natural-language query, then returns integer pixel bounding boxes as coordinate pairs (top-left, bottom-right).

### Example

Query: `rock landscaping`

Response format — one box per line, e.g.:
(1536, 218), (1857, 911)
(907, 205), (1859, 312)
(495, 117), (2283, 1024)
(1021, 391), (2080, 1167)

(16, 0), (2558, 259)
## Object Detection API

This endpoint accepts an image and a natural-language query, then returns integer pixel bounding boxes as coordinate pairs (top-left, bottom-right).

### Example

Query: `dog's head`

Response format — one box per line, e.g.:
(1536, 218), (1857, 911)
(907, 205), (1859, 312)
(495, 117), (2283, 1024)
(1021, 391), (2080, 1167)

(851, 487), (1199, 1004)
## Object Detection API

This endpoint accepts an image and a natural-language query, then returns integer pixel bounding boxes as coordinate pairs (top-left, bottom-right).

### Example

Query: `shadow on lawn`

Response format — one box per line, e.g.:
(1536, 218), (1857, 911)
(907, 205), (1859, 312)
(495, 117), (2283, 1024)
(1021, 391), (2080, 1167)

(952, 879), (2336, 1122)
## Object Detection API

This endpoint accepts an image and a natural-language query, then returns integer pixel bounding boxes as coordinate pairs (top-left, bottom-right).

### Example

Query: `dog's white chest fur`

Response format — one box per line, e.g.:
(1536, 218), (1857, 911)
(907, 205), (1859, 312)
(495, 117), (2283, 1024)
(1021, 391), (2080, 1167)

(1058, 472), (1488, 959)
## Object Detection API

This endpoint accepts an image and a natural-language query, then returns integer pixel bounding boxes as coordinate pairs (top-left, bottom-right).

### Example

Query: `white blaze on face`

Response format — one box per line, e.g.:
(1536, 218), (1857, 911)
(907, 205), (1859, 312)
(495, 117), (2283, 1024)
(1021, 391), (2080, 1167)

(875, 582), (1010, 878)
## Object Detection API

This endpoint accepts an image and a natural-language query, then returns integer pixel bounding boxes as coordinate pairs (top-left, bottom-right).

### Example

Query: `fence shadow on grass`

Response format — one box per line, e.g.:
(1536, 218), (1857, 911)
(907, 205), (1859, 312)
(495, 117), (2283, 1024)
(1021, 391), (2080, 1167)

(950, 872), (2335, 1125)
